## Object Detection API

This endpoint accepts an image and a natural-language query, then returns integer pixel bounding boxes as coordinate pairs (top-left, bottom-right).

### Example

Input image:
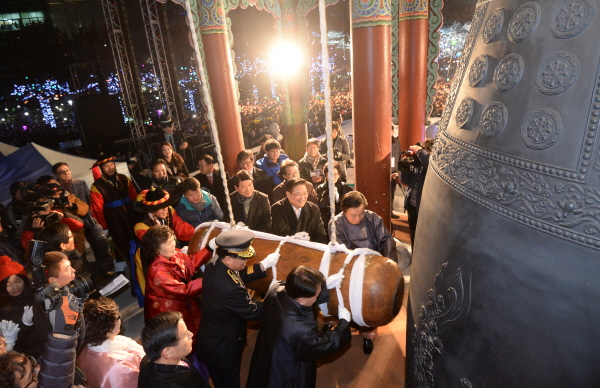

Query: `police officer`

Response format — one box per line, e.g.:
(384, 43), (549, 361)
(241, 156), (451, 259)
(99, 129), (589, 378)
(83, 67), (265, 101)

(196, 230), (278, 388)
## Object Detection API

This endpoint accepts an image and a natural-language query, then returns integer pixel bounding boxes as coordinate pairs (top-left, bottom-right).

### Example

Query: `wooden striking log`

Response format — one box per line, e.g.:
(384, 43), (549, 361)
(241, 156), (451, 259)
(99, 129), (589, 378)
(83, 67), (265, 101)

(189, 225), (404, 327)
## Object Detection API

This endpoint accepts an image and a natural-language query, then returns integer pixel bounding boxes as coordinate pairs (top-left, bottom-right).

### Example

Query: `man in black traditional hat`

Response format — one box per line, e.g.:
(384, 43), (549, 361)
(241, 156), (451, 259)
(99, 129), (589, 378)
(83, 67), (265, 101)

(90, 155), (137, 270)
(196, 229), (279, 388)
(158, 115), (188, 153)
(133, 187), (193, 242)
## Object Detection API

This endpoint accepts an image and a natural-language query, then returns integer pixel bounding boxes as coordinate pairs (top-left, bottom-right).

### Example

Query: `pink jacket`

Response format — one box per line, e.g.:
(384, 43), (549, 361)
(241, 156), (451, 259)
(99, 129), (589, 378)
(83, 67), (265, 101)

(77, 335), (145, 388)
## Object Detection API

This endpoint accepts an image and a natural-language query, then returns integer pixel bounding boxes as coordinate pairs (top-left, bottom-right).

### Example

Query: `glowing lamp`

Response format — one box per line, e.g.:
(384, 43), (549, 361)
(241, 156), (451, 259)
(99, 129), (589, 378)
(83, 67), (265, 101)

(270, 41), (303, 77)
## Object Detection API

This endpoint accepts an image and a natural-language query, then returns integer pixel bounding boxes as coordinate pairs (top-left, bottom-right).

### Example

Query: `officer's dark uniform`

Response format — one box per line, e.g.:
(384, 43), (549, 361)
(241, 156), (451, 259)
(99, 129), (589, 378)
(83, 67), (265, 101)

(196, 230), (266, 388)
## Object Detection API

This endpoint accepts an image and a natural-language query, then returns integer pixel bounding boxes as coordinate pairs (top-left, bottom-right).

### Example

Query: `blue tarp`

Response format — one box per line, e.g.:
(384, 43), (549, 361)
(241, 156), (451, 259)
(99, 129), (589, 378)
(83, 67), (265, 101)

(0, 143), (54, 204)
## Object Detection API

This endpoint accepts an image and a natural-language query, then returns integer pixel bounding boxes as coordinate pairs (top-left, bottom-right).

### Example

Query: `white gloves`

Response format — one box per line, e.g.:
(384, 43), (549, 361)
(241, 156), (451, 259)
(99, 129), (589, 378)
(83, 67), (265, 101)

(0, 320), (20, 351)
(269, 279), (280, 290)
(292, 232), (310, 241)
(22, 306), (33, 326)
(208, 237), (217, 251)
(326, 273), (345, 289)
(260, 252), (280, 270)
(338, 306), (351, 322)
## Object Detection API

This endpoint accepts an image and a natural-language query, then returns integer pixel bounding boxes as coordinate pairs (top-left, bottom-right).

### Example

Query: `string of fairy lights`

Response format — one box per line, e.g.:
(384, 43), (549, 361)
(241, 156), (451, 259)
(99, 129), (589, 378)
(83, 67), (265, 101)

(1, 24), (468, 132)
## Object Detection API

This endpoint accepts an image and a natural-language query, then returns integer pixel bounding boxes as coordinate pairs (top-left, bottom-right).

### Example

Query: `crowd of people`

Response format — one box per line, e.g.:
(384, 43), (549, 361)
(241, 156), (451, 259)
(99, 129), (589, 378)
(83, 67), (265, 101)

(0, 110), (419, 388)
(430, 79), (451, 118)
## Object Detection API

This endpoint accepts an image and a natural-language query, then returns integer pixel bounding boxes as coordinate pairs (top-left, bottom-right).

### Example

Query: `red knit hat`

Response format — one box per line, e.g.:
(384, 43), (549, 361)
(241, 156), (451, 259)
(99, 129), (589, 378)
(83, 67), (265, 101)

(0, 256), (26, 281)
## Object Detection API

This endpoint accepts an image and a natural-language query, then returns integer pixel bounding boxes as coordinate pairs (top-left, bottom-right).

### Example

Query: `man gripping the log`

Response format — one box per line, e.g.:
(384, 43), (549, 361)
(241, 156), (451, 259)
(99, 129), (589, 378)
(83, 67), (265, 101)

(196, 230), (279, 388)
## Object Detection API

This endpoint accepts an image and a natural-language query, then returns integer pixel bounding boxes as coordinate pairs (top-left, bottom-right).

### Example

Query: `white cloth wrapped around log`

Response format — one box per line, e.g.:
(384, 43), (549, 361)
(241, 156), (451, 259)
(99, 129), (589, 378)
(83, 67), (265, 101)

(188, 222), (405, 327)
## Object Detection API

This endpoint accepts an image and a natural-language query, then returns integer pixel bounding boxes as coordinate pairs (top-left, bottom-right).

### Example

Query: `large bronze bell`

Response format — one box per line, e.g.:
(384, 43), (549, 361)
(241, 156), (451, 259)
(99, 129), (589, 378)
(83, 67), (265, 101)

(407, 0), (600, 386)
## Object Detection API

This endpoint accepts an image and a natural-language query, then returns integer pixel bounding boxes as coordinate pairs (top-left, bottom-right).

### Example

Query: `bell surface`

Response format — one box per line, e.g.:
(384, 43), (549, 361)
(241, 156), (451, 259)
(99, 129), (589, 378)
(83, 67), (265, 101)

(407, 0), (600, 386)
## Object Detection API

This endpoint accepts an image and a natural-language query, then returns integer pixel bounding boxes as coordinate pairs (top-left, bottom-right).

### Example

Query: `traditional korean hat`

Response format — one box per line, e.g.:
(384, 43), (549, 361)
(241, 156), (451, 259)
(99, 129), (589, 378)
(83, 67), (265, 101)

(215, 230), (256, 259)
(133, 187), (179, 213)
(92, 154), (117, 168)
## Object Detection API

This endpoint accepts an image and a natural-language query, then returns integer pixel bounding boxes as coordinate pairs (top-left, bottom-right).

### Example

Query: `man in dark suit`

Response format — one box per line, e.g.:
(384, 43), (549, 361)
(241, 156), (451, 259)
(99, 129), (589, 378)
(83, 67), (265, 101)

(193, 154), (229, 214)
(231, 149), (273, 201)
(227, 170), (271, 233)
(272, 160), (318, 205)
(196, 230), (278, 388)
(139, 311), (210, 388)
(271, 178), (328, 244)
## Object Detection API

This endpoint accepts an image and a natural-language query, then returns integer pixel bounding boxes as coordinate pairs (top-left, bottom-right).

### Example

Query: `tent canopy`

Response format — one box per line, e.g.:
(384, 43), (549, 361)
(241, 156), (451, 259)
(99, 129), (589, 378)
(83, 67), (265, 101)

(0, 142), (19, 158)
(0, 143), (128, 205)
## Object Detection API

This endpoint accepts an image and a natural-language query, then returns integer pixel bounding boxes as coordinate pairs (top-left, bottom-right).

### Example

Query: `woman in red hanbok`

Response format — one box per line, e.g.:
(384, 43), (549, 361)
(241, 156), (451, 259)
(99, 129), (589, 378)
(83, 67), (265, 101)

(140, 224), (212, 339)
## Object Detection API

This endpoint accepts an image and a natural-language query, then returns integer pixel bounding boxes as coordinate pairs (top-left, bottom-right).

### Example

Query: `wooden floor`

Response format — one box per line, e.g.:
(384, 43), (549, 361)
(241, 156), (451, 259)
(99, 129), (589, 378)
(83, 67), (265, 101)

(391, 211), (411, 244)
(238, 283), (410, 388)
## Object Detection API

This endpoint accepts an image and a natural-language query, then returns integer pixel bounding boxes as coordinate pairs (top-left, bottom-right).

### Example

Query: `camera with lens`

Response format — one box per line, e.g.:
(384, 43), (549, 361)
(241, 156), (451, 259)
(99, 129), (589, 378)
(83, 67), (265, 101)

(25, 240), (97, 305)
(333, 148), (343, 161)
(13, 183), (65, 229)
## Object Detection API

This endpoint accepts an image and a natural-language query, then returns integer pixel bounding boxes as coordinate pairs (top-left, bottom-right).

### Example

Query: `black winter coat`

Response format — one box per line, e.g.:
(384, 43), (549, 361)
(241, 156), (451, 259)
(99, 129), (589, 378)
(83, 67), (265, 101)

(246, 285), (351, 388)
(196, 259), (266, 369)
(0, 293), (52, 359)
(227, 191), (272, 233)
(138, 356), (210, 388)
(228, 168), (272, 203)
(400, 149), (430, 212)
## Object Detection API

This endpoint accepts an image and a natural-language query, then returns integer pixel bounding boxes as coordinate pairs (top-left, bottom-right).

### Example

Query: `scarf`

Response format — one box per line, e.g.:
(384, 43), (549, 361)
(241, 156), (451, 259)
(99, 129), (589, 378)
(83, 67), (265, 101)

(151, 176), (167, 187)
(237, 192), (254, 219)
(303, 152), (322, 168)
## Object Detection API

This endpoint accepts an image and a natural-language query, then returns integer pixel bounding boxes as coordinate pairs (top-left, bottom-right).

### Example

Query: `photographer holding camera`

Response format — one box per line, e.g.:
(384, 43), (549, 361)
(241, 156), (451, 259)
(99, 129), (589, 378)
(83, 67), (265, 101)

(36, 176), (89, 220)
(399, 139), (434, 248)
(18, 189), (85, 254)
(319, 122), (351, 178)
(38, 220), (113, 281)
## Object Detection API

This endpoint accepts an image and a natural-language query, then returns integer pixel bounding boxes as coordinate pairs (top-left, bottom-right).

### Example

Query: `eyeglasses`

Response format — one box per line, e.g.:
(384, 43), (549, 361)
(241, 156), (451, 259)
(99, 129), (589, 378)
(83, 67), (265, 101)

(24, 355), (38, 388)
(55, 169), (70, 175)
(240, 160), (253, 166)
(290, 191), (308, 198)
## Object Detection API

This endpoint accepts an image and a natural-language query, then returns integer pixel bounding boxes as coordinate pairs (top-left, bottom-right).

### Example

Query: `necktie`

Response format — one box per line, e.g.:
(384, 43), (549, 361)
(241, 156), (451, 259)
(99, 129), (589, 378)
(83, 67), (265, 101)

(208, 174), (213, 186)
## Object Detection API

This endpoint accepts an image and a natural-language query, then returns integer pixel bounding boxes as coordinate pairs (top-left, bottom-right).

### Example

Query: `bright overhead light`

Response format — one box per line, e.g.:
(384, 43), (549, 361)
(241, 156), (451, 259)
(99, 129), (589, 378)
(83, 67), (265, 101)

(270, 41), (303, 77)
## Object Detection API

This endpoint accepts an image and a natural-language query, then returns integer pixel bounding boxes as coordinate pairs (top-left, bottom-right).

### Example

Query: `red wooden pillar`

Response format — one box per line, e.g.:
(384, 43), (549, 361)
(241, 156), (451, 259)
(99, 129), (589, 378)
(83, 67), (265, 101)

(351, 0), (392, 226)
(199, 0), (244, 175)
(397, 3), (429, 149)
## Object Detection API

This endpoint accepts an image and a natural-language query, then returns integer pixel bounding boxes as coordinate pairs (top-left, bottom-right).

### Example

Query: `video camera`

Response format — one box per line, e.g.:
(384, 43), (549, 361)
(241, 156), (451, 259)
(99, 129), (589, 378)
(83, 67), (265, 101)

(25, 240), (96, 305)
(333, 148), (343, 161)
(12, 183), (68, 228)
(24, 240), (128, 306)
(398, 142), (423, 173)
